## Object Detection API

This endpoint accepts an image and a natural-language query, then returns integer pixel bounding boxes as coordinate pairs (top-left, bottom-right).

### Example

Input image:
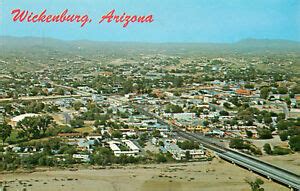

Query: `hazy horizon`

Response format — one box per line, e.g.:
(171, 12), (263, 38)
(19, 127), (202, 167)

(1, 35), (300, 44)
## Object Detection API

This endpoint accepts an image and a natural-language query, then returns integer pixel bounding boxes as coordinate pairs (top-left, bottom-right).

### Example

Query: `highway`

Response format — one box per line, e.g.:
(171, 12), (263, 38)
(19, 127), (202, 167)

(179, 131), (300, 190)
(134, 104), (300, 190)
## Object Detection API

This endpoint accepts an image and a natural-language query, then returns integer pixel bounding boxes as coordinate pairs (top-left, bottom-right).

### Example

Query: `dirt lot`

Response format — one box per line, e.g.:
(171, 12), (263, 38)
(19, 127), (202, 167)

(0, 159), (289, 191)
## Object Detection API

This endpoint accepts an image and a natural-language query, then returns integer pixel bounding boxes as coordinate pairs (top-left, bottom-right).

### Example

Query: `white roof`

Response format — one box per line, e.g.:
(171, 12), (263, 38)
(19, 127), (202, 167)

(108, 142), (121, 151)
(123, 140), (140, 151)
(11, 113), (40, 122)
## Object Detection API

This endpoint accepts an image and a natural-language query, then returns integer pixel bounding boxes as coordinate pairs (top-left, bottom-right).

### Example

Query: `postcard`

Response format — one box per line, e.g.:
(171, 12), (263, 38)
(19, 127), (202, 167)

(0, 1), (299, 191)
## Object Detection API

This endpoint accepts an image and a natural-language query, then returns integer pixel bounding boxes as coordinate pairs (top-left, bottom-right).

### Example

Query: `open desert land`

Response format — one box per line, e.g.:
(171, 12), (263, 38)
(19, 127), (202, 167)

(0, 159), (289, 191)
(250, 136), (300, 174)
(259, 153), (300, 175)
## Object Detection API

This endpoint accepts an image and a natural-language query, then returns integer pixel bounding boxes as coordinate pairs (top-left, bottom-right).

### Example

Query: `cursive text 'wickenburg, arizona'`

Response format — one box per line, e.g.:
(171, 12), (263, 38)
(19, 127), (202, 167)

(10, 9), (154, 27)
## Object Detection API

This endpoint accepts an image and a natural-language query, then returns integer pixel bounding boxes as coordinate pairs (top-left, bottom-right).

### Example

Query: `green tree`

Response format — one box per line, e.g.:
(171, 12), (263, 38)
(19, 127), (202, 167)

(16, 116), (53, 139)
(291, 85), (300, 94)
(279, 131), (289, 141)
(0, 123), (12, 145)
(111, 130), (122, 138)
(122, 80), (134, 94)
(229, 138), (250, 150)
(185, 151), (191, 160)
(277, 86), (288, 94)
(246, 130), (253, 138)
(244, 84), (255, 89)
(177, 140), (199, 150)
(219, 110), (229, 116)
(257, 128), (272, 139)
(165, 104), (183, 113)
(277, 120), (291, 130)
(246, 178), (265, 191)
(152, 129), (161, 138)
(73, 101), (83, 111)
(203, 120), (209, 127)
(272, 146), (291, 155)
(56, 88), (65, 95)
(174, 91), (181, 97)
(260, 87), (270, 99)
(289, 135), (300, 151)
(91, 147), (114, 165)
(156, 154), (167, 163)
(263, 143), (272, 154)
(70, 117), (84, 128)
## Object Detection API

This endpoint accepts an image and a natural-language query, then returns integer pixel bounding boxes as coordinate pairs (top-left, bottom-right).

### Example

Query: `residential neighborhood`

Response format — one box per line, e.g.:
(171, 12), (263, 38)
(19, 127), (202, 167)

(0, 37), (300, 191)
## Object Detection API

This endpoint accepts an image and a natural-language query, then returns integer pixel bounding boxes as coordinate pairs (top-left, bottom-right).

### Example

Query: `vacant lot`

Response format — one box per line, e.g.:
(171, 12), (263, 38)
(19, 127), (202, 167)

(0, 159), (289, 191)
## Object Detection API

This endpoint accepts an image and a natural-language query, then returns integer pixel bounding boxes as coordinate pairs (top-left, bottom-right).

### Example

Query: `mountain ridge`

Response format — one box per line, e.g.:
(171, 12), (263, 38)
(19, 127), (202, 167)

(1, 36), (300, 55)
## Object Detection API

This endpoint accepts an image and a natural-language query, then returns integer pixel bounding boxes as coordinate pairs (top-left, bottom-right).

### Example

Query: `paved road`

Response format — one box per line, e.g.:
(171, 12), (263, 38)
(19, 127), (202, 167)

(134, 104), (300, 190)
(0, 81), (91, 103)
(0, 94), (90, 103)
(180, 131), (300, 190)
(276, 102), (290, 119)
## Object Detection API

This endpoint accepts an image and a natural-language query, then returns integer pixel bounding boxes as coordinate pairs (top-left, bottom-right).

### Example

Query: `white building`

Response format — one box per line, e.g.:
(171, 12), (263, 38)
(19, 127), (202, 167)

(107, 140), (140, 157)
(72, 154), (90, 162)
(163, 140), (205, 160)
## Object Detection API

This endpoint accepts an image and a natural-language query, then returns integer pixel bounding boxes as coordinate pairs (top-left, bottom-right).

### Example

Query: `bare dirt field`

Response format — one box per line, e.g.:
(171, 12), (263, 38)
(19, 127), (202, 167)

(250, 136), (300, 174)
(259, 153), (300, 175)
(0, 158), (289, 191)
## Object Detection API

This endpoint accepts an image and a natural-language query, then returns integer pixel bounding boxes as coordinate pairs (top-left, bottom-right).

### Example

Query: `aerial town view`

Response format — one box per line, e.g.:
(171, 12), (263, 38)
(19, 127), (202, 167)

(0, 1), (300, 191)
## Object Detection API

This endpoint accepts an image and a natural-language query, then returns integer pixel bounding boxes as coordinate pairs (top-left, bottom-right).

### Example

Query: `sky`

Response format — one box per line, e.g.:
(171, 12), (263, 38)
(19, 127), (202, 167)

(0, 0), (299, 42)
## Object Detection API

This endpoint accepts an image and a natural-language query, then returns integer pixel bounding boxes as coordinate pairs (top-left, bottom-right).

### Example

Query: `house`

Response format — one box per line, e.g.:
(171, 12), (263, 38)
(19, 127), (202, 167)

(173, 113), (196, 121)
(72, 154), (90, 162)
(86, 135), (102, 142)
(186, 125), (203, 131)
(55, 98), (74, 107)
(295, 95), (300, 103)
(291, 98), (297, 107)
(235, 89), (252, 96)
(205, 129), (225, 137)
(78, 86), (97, 93)
(78, 138), (96, 151)
(122, 131), (137, 137)
(67, 138), (97, 152)
(92, 94), (107, 103)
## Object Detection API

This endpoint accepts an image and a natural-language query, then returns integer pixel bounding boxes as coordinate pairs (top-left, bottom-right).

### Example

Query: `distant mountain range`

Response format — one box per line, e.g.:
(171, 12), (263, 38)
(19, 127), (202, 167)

(1, 36), (300, 56)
